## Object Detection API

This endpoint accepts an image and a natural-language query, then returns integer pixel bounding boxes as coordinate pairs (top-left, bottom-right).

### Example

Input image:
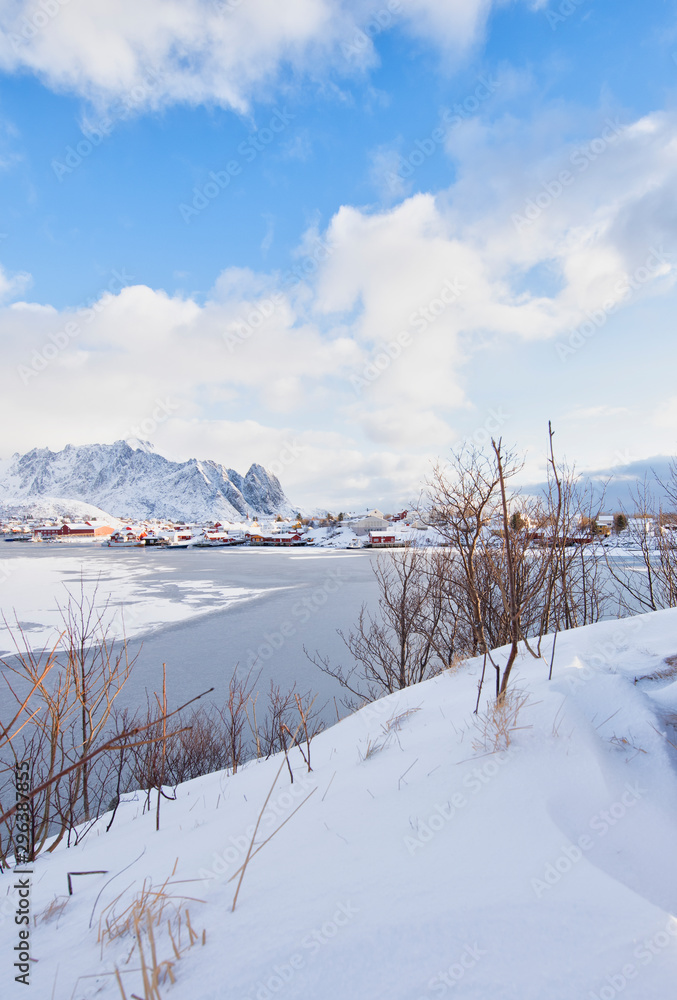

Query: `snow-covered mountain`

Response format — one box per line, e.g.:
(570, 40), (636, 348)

(0, 441), (296, 521)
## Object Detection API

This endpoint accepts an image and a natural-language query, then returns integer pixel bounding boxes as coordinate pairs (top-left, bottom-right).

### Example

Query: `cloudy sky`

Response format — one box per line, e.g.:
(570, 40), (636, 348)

(1, 0), (676, 508)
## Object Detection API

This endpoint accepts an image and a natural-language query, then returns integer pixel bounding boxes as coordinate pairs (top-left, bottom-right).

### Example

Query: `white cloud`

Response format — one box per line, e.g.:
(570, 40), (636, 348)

(369, 144), (411, 202)
(0, 0), (502, 113)
(566, 406), (630, 421)
(653, 397), (677, 431)
(395, 0), (493, 51)
(3, 105), (677, 505)
(0, 263), (31, 302)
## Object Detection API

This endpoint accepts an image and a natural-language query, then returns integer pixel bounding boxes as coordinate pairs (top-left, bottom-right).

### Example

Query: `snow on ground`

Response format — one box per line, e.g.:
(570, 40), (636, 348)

(0, 496), (124, 525)
(0, 553), (267, 654)
(4, 610), (677, 999)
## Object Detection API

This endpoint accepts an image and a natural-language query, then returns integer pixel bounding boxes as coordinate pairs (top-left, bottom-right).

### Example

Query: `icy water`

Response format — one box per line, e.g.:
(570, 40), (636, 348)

(0, 542), (649, 717)
(0, 544), (381, 712)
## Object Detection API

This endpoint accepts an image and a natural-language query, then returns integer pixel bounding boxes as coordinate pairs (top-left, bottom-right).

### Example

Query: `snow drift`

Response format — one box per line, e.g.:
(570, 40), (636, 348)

(3, 610), (677, 999)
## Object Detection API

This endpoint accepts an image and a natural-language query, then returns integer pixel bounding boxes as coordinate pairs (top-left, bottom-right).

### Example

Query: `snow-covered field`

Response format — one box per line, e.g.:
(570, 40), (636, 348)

(4, 610), (677, 999)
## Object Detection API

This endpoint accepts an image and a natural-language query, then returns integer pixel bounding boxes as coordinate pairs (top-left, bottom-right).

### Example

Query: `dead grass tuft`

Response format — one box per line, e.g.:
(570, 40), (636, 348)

(35, 895), (69, 926)
(358, 735), (391, 762)
(634, 655), (677, 684)
(608, 734), (647, 758)
(471, 689), (533, 753)
(384, 707), (421, 733)
(98, 860), (205, 1000)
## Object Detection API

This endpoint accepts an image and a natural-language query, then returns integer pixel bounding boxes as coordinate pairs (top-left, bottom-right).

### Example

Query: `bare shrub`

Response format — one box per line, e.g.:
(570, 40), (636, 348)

(605, 476), (677, 614)
(421, 424), (609, 700)
(215, 667), (259, 774)
(307, 548), (448, 709)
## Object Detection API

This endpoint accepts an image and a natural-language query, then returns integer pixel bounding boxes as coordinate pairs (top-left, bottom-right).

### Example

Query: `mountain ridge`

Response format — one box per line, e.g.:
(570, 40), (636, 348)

(0, 441), (296, 521)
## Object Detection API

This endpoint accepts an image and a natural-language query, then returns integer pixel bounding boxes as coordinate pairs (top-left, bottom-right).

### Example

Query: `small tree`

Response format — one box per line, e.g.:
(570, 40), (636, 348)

(307, 549), (446, 708)
(613, 512), (628, 534)
(509, 511), (526, 532)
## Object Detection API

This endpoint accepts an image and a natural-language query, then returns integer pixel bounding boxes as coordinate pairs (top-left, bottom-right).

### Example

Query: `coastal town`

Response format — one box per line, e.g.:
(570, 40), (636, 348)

(1, 508), (671, 550)
(0, 508), (435, 549)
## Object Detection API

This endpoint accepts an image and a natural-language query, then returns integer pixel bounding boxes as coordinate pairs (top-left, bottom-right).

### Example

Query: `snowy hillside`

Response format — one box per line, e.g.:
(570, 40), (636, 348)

(0, 496), (123, 524)
(0, 441), (295, 521)
(5, 610), (677, 998)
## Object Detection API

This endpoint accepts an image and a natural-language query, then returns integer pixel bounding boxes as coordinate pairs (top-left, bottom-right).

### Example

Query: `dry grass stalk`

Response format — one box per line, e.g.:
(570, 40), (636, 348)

(231, 758), (287, 911)
(231, 718), (310, 912)
(101, 862), (205, 1000)
(114, 967), (128, 1000)
(35, 895), (69, 925)
(226, 786), (317, 886)
(358, 734), (390, 761)
(471, 689), (533, 753)
(608, 734), (647, 757)
(385, 707), (421, 732)
(634, 656), (677, 684)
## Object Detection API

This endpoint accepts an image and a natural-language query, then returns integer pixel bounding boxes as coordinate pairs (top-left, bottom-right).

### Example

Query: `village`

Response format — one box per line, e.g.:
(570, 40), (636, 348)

(0, 508), (672, 550)
(0, 508), (436, 549)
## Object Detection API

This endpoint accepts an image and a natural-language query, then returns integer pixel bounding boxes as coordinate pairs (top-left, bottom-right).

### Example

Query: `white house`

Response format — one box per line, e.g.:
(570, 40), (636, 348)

(353, 516), (390, 535)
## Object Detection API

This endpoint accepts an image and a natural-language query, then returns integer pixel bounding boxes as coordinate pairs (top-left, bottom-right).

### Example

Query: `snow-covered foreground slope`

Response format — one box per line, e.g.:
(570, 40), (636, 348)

(5, 611), (677, 999)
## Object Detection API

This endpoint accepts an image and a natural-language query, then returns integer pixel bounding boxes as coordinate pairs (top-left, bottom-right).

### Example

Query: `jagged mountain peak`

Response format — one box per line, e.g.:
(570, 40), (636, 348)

(0, 442), (296, 522)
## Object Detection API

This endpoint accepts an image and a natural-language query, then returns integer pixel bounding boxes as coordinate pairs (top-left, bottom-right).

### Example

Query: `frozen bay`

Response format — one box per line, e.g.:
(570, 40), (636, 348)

(0, 545), (380, 712)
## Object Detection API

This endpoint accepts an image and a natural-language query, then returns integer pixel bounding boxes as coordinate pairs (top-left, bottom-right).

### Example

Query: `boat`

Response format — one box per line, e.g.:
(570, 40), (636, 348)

(103, 531), (144, 547)
(346, 537), (363, 549)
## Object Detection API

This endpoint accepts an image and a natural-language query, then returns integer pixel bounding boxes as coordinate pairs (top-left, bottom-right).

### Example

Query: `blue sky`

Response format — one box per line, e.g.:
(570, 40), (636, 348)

(1, 0), (677, 508)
